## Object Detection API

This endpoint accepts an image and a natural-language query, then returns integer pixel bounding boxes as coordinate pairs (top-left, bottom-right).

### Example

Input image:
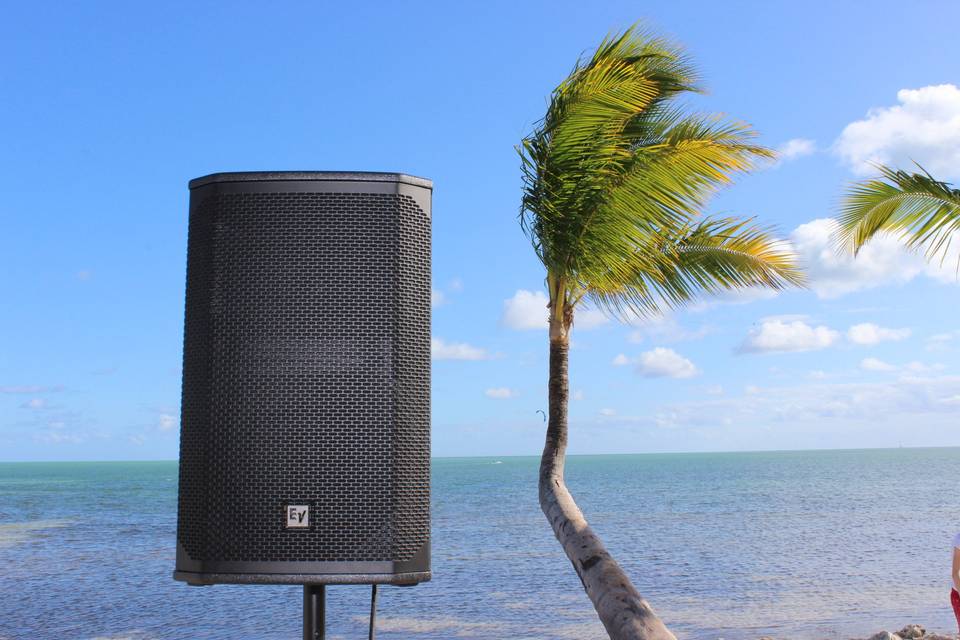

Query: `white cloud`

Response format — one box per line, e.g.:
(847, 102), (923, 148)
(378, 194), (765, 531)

(739, 319), (840, 354)
(706, 385), (724, 396)
(835, 84), (960, 179)
(158, 414), (177, 431)
(20, 398), (46, 410)
(745, 385), (761, 395)
(612, 353), (631, 366)
(501, 290), (609, 330)
(431, 337), (490, 361)
(777, 138), (816, 161)
(599, 408), (617, 416)
(790, 218), (927, 298)
(788, 218), (960, 298)
(847, 323), (911, 345)
(431, 288), (445, 308)
(861, 357), (897, 372)
(501, 290), (549, 330)
(612, 348), (699, 377)
(572, 389), (584, 401)
(484, 387), (517, 399)
(636, 347), (699, 378)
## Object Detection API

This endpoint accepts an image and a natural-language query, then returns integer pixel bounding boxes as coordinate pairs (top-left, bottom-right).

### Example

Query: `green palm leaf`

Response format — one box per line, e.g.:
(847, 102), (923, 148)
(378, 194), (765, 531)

(518, 24), (800, 325)
(837, 164), (960, 261)
(583, 218), (804, 320)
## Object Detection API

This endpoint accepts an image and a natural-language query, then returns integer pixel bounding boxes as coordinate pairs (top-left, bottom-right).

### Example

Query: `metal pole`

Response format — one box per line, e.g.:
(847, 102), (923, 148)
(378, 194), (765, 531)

(303, 584), (325, 640)
(368, 584), (378, 640)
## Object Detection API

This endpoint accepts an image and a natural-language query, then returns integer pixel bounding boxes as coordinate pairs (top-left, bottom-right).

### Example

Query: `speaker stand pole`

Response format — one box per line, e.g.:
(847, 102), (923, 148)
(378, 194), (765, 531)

(303, 584), (325, 640)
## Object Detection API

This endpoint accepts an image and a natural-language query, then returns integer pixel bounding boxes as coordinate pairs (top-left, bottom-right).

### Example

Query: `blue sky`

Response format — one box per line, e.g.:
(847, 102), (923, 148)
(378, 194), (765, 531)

(2, 1), (959, 461)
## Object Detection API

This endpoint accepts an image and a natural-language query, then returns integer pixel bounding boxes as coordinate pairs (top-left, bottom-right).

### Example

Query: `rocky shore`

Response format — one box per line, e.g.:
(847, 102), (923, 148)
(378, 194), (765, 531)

(762, 625), (957, 640)
(862, 626), (957, 640)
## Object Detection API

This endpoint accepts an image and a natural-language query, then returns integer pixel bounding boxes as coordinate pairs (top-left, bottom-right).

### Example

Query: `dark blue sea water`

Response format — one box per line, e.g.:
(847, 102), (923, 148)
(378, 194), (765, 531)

(1, 449), (958, 639)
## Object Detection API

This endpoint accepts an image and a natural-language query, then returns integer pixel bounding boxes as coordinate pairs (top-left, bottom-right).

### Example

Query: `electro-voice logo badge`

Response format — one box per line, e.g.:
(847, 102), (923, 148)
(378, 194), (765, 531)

(286, 505), (310, 528)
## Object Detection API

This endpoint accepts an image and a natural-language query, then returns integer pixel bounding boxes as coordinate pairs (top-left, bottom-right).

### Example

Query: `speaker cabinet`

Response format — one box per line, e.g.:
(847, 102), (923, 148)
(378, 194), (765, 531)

(174, 172), (431, 586)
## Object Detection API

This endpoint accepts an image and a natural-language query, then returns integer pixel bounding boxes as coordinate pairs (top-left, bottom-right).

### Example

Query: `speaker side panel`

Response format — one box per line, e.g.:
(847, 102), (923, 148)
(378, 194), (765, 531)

(392, 187), (431, 567)
(176, 191), (216, 564)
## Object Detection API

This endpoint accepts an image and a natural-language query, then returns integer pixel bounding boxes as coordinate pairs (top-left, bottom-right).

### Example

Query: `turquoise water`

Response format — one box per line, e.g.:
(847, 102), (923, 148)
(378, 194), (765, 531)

(0, 449), (958, 639)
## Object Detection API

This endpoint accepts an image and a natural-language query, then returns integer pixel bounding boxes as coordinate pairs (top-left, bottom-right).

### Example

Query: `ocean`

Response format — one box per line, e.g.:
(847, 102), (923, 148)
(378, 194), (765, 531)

(0, 448), (957, 639)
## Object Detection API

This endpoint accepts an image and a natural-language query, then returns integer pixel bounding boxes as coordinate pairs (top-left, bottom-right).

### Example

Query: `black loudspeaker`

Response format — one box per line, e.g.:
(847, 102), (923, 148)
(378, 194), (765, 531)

(174, 172), (431, 587)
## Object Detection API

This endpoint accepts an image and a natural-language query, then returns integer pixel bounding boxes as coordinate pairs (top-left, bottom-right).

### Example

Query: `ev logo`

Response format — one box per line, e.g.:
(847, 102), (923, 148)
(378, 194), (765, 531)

(286, 505), (310, 529)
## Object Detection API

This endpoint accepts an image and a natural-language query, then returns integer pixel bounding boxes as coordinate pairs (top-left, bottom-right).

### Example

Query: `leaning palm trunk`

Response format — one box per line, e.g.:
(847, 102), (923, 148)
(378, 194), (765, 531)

(520, 26), (803, 639)
(540, 315), (675, 640)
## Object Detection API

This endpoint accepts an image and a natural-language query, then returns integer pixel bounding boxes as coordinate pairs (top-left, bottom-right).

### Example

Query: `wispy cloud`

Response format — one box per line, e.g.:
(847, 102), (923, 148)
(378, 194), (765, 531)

(431, 278), (463, 309)
(628, 317), (714, 344)
(431, 337), (491, 361)
(847, 323), (911, 345)
(776, 137), (816, 162)
(592, 375), (960, 438)
(0, 384), (64, 394)
(927, 330), (960, 352)
(860, 357), (897, 372)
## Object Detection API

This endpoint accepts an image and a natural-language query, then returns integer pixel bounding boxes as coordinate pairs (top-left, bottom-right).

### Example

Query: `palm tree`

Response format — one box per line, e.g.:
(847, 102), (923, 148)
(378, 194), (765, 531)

(518, 26), (803, 640)
(836, 164), (960, 262)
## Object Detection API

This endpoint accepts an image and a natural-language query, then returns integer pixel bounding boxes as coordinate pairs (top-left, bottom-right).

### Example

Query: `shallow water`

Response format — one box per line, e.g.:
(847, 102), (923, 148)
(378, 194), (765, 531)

(0, 449), (957, 639)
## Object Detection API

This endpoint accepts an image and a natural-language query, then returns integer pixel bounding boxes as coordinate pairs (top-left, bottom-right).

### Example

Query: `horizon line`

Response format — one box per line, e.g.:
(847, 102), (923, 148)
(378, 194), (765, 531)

(2, 443), (957, 464)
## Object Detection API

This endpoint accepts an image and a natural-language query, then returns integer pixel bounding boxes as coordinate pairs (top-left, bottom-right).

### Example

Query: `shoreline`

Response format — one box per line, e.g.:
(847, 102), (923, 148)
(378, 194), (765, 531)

(760, 625), (958, 640)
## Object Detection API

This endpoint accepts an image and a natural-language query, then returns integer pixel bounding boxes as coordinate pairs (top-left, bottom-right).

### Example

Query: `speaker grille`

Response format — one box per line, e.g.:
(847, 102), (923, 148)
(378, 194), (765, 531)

(177, 188), (430, 564)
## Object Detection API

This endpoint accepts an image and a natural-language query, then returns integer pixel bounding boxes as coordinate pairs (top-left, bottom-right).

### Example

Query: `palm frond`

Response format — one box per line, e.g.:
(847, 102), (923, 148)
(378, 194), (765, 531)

(519, 24), (800, 326)
(836, 164), (960, 260)
(584, 218), (804, 320)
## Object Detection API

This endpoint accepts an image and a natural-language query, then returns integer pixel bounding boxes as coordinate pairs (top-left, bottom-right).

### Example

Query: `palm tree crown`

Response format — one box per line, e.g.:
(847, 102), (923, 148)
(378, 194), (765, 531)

(837, 164), (960, 262)
(518, 26), (803, 327)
